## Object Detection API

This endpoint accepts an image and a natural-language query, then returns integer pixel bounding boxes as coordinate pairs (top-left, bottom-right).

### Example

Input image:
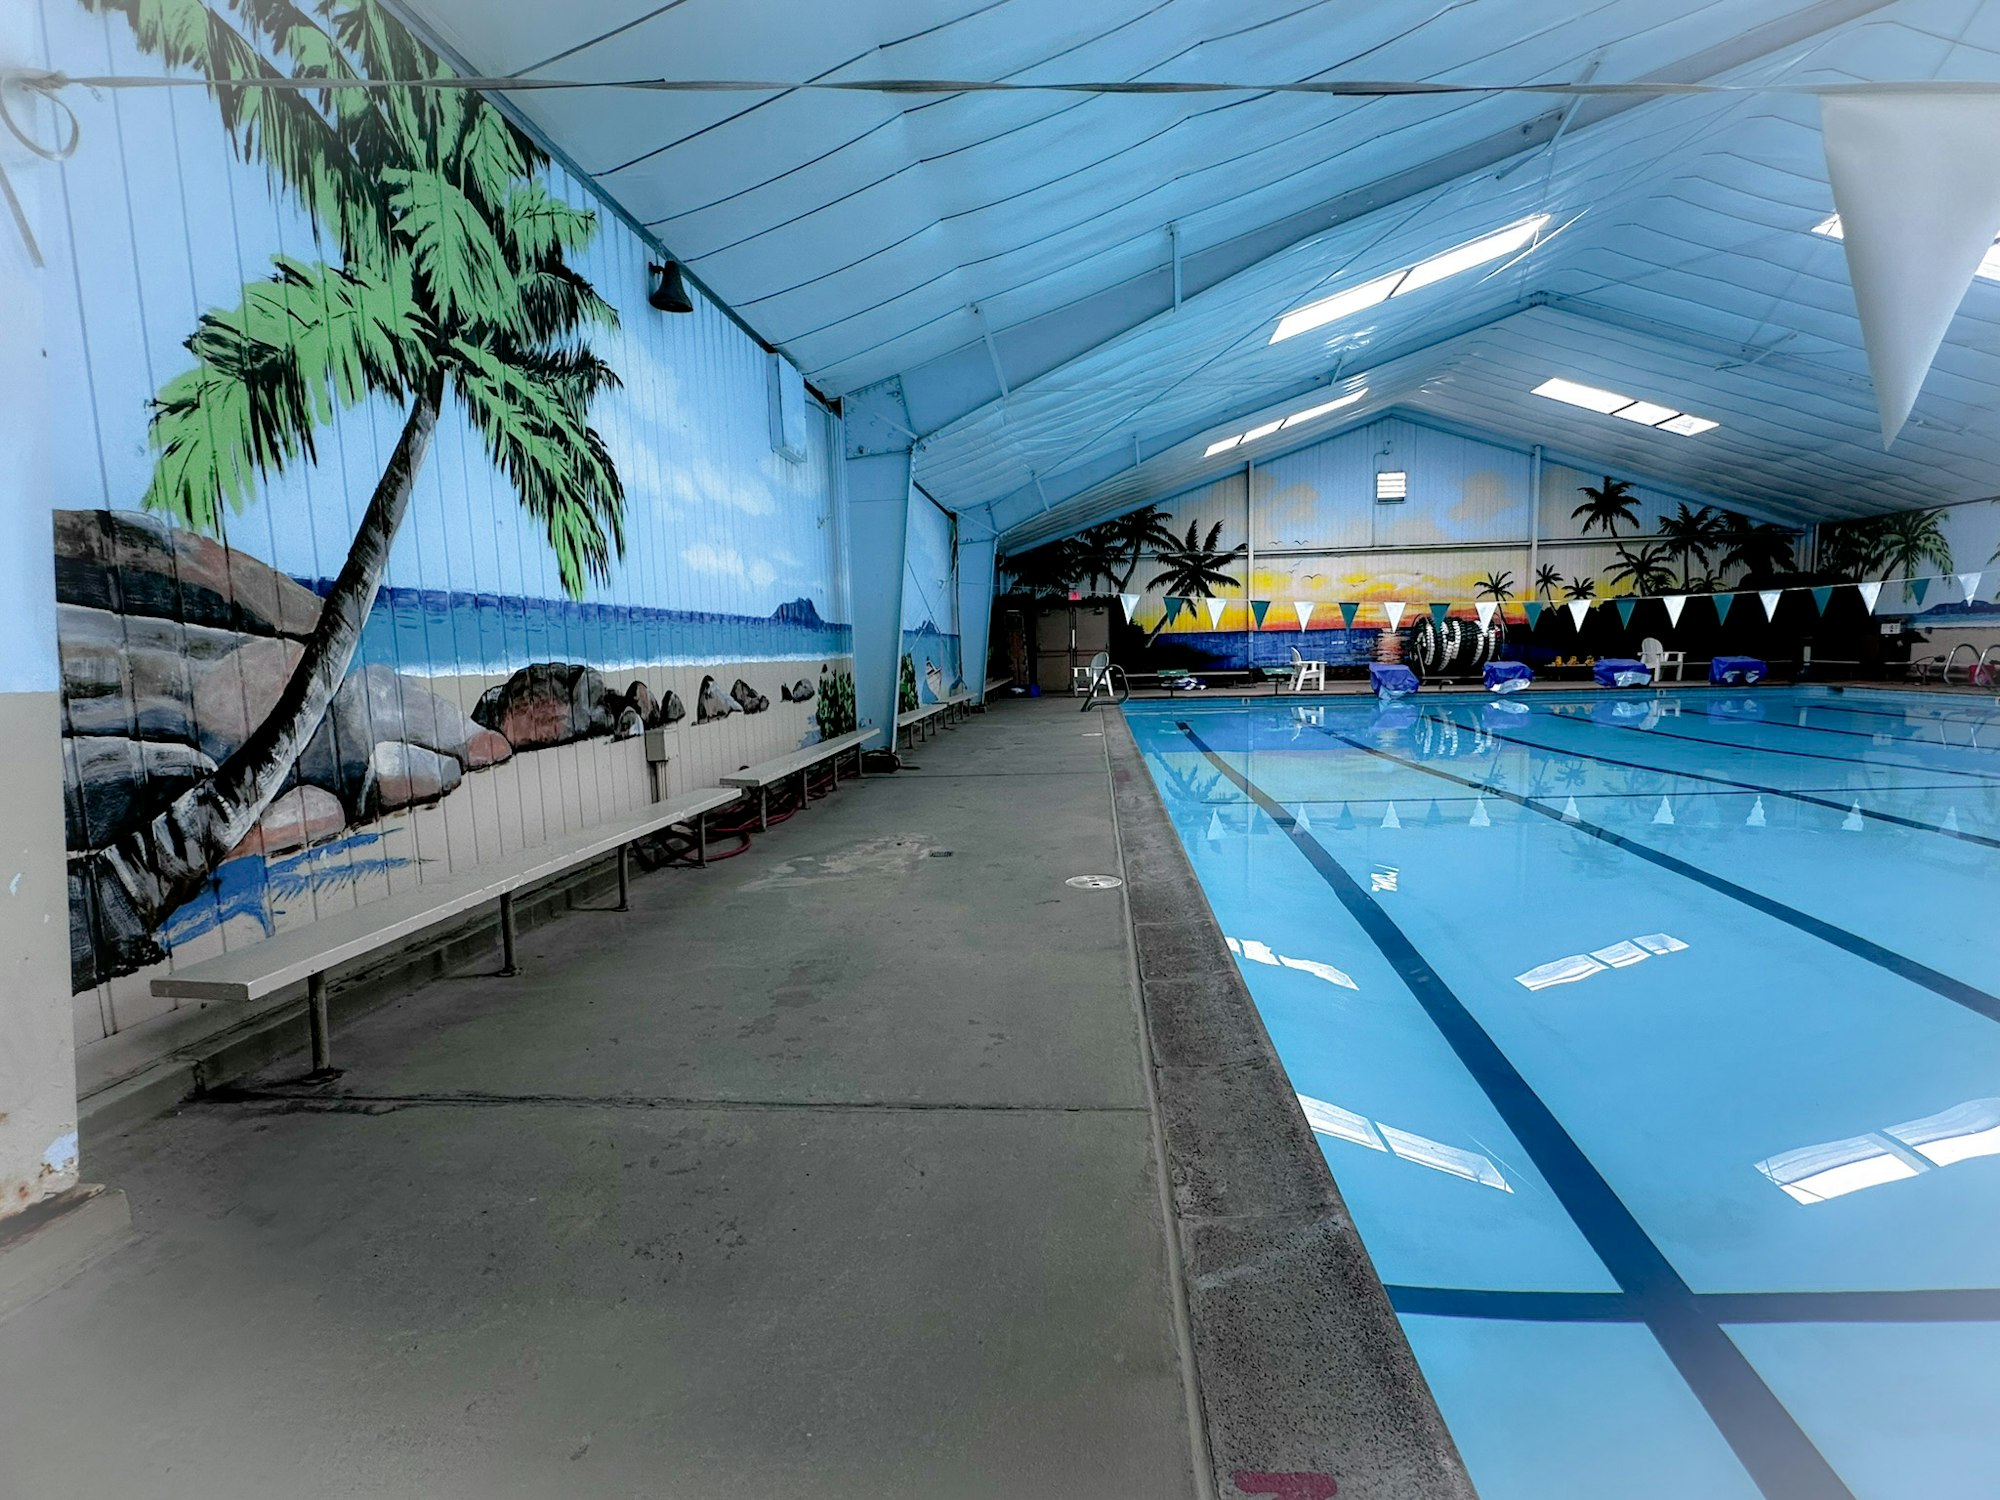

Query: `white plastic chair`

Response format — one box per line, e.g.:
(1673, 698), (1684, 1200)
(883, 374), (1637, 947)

(1639, 637), (1686, 682)
(1289, 644), (1327, 693)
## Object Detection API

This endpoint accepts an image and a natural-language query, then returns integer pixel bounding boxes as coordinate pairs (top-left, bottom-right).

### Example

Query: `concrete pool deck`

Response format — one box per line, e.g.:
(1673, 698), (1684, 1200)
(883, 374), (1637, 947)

(3, 698), (1468, 1499)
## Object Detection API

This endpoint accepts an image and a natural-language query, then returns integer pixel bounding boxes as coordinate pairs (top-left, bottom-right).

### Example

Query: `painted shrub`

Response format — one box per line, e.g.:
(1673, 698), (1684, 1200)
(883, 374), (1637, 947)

(46, 0), (850, 1039)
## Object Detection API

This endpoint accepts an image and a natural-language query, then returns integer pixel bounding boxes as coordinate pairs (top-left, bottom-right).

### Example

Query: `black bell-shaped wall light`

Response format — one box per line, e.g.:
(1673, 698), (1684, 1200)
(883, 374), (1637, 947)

(648, 260), (694, 313)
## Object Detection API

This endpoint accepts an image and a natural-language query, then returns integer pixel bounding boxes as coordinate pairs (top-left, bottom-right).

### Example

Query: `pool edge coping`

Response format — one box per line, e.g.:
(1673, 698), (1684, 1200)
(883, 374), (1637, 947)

(1101, 706), (1479, 1500)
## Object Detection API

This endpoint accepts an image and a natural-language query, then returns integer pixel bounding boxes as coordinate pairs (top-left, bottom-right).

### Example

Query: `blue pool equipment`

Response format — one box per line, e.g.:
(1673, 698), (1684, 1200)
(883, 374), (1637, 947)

(1485, 661), (1534, 694)
(1593, 658), (1653, 688)
(1371, 663), (1420, 698)
(1711, 655), (1767, 685)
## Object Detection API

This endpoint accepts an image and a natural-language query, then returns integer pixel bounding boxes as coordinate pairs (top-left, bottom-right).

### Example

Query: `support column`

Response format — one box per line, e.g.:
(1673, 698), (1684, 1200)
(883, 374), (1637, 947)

(843, 379), (915, 746)
(956, 529), (997, 703)
(0, 30), (83, 1218)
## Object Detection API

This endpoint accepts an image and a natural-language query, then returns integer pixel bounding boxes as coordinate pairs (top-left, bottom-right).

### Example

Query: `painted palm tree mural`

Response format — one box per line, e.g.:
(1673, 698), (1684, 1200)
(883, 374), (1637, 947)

(1145, 521), (1244, 641)
(1533, 563), (1564, 602)
(1473, 571), (1515, 604)
(1572, 476), (1641, 541)
(71, 0), (631, 977)
(1607, 544), (1675, 596)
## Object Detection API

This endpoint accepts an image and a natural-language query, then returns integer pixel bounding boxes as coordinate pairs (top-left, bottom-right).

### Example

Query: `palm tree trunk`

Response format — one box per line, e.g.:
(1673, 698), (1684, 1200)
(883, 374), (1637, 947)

(89, 375), (445, 955)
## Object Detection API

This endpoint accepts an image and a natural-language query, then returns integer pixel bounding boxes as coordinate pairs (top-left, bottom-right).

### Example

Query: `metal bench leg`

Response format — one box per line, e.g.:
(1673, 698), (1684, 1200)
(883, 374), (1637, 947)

(498, 892), (519, 976)
(798, 767), (808, 807)
(759, 787), (769, 831)
(697, 817), (708, 866)
(615, 843), (630, 912)
(306, 972), (333, 1075)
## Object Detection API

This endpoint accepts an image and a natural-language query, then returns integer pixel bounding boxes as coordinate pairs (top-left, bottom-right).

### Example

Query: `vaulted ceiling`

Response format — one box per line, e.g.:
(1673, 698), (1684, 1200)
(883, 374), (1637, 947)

(401, 0), (2000, 545)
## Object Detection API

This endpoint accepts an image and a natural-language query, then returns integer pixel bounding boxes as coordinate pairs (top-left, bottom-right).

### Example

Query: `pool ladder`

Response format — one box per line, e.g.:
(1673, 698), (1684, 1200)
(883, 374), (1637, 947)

(1079, 652), (1130, 709)
(1941, 643), (1977, 684)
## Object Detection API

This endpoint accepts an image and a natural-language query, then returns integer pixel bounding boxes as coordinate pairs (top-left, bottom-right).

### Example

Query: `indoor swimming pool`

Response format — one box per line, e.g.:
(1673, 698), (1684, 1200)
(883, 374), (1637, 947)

(1128, 686), (2000, 1500)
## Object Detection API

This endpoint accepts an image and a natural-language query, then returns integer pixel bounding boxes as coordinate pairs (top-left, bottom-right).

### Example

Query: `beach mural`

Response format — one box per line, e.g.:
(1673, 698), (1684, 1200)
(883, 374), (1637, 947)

(45, 0), (850, 1040)
(902, 496), (962, 706)
(1000, 415), (1801, 671)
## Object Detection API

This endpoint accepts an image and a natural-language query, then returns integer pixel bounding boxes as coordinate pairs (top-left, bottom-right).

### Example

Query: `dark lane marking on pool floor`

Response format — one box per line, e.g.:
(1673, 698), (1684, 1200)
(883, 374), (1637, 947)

(1300, 723), (2000, 1027)
(1425, 707), (2000, 852)
(1515, 711), (2000, 783)
(1179, 722), (1857, 1500)
(1386, 1286), (2000, 1324)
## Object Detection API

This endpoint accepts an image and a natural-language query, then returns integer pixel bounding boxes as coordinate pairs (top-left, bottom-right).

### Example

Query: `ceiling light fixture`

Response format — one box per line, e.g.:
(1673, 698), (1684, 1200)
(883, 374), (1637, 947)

(1201, 388), (1368, 459)
(1532, 377), (1720, 436)
(1271, 215), (1551, 344)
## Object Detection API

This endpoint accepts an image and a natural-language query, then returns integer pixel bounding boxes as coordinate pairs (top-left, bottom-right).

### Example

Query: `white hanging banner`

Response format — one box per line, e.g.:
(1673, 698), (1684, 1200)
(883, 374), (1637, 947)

(1566, 599), (1590, 630)
(1118, 593), (1140, 622)
(1759, 589), (1783, 621)
(1204, 597), (1226, 630)
(1381, 602), (1406, 631)
(1820, 91), (2000, 446)
(1475, 601), (1497, 631)
(1959, 571), (1984, 601)
(1662, 594), (1687, 627)
(1293, 599), (1315, 631)
(1857, 579), (1884, 613)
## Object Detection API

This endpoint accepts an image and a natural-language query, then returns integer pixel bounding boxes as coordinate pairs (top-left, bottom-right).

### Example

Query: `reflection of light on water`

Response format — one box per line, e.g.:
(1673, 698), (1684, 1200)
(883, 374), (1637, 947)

(1370, 866), (1399, 893)
(1226, 936), (1358, 990)
(1757, 1098), (2000, 1204)
(1298, 1094), (1512, 1192)
(1515, 932), (1687, 990)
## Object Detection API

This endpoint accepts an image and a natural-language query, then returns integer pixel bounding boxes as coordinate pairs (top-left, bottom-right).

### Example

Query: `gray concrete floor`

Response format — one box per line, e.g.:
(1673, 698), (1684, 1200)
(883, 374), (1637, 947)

(4, 701), (1202, 1500)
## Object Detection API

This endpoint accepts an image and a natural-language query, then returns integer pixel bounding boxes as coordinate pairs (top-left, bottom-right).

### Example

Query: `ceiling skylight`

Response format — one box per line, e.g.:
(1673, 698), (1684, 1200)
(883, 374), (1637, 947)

(1203, 388), (1367, 458)
(1532, 377), (1720, 436)
(1814, 213), (2000, 281)
(1271, 215), (1551, 344)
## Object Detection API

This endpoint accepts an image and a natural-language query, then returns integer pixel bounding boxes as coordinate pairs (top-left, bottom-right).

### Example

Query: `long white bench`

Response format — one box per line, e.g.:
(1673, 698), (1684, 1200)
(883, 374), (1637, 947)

(981, 675), (1010, 708)
(896, 702), (948, 747)
(720, 728), (882, 829)
(151, 785), (742, 1075)
(944, 688), (974, 723)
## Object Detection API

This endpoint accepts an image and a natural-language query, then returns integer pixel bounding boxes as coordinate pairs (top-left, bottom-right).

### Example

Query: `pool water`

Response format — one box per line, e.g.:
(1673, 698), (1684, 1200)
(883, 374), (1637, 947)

(1127, 686), (2000, 1500)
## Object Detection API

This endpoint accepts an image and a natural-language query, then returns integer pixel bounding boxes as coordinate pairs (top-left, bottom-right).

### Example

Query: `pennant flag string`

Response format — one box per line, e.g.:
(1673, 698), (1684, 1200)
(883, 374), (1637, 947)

(1251, 599), (1271, 627)
(1566, 599), (1590, 630)
(1759, 589), (1783, 622)
(1294, 599), (1316, 631)
(1662, 594), (1687, 627)
(1117, 592), (1140, 623)
(1475, 601), (1497, 631)
(1614, 599), (1636, 628)
(1382, 602), (1407, 631)
(1337, 601), (1359, 629)
(1204, 596), (1226, 630)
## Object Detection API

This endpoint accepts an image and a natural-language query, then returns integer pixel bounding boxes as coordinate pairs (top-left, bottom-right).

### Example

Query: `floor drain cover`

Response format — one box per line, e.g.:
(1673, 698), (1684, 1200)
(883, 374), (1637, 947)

(1066, 874), (1124, 890)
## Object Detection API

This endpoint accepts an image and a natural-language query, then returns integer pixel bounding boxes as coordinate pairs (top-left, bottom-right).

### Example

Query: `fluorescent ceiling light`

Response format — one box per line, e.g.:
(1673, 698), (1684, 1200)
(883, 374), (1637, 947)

(1614, 400), (1679, 426)
(1657, 414), (1719, 436)
(1282, 389), (1367, 427)
(1533, 377), (1721, 436)
(1201, 389), (1368, 458)
(1271, 214), (1551, 343)
(1397, 217), (1548, 296)
(1817, 213), (2000, 284)
(1534, 377), (1631, 414)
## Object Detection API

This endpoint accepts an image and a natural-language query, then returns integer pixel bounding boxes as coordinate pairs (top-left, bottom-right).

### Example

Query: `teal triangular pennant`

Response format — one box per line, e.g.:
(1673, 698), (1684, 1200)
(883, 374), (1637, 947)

(1338, 601), (1359, 629)
(1251, 599), (1270, 627)
(1164, 596), (1184, 624)
(1713, 593), (1733, 625)
(1614, 599), (1636, 628)
(1810, 585), (1833, 615)
(1523, 600), (1544, 628)
(1429, 602), (1449, 626)
(1911, 577), (1929, 607)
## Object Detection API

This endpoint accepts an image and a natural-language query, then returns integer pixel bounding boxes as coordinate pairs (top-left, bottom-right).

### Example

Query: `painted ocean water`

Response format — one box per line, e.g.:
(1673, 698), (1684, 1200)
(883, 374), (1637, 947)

(332, 584), (853, 677)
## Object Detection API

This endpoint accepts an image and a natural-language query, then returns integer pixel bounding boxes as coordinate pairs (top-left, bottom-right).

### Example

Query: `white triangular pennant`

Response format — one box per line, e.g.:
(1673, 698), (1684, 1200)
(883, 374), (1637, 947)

(1207, 810), (1226, 841)
(1294, 599), (1315, 631)
(1469, 797), (1491, 828)
(1561, 795), (1581, 821)
(1663, 594), (1687, 627)
(1653, 796), (1676, 826)
(1204, 597), (1226, 630)
(1943, 806), (1961, 833)
(1820, 91), (2000, 445)
(1566, 600), (1590, 630)
(1118, 592), (1140, 622)
(1382, 602), (1406, 632)
(1746, 796), (1767, 828)
(1380, 802), (1401, 829)
(1759, 589), (1783, 621)
(1292, 804), (1313, 833)
(1958, 571), (1983, 601)
(1475, 601), (1497, 631)
(1843, 801), (1865, 832)
(1857, 579), (1884, 613)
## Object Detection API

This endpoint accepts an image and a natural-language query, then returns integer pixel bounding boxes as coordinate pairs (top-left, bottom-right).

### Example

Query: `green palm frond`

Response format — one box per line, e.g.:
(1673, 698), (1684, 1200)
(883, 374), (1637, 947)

(450, 338), (625, 594)
(142, 257), (431, 529)
(384, 169), (520, 328)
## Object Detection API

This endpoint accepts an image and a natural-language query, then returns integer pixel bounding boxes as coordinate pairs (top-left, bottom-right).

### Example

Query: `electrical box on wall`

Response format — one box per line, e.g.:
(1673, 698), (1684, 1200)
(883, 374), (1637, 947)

(767, 353), (809, 463)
